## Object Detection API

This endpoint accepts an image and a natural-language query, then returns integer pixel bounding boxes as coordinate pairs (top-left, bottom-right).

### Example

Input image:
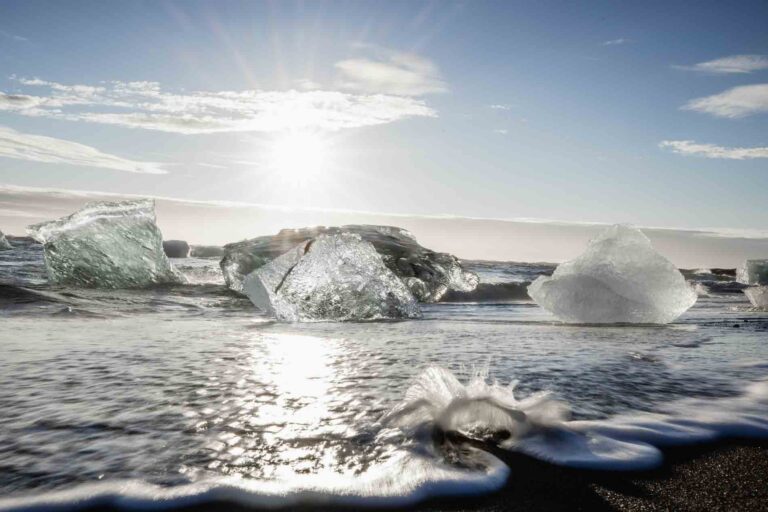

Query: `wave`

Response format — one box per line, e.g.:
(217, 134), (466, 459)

(383, 367), (768, 471)
(1, 367), (767, 511)
(0, 451), (508, 512)
(440, 282), (531, 303)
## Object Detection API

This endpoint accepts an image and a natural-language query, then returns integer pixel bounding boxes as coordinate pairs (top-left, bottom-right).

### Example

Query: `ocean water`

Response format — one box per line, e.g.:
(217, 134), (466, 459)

(1, 238), (767, 510)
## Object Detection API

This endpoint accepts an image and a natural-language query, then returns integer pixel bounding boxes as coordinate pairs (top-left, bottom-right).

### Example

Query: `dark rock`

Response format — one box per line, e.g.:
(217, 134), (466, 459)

(190, 245), (224, 258)
(162, 240), (190, 258)
(441, 282), (532, 303)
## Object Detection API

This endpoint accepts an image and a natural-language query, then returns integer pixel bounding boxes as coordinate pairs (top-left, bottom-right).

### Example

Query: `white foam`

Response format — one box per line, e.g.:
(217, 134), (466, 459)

(0, 451), (508, 512)
(385, 367), (768, 471)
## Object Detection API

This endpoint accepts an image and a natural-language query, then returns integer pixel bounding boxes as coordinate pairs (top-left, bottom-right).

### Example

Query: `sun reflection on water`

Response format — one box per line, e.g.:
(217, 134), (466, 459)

(190, 331), (389, 481)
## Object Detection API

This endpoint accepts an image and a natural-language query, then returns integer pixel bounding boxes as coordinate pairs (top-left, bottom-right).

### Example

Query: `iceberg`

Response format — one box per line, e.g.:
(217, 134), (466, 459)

(0, 230), (11, 250)
(221, 225), (477, 302)
(527, 225), (697, 324)
(27, 199), (185, 288)
(744, 286), (768, 309)
(243, 233), (421, 321)
(737, 259), (768, 285)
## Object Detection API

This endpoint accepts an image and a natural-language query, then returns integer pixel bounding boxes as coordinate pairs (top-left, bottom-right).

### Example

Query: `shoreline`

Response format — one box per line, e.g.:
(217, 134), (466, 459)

(57, 439), (768, 512)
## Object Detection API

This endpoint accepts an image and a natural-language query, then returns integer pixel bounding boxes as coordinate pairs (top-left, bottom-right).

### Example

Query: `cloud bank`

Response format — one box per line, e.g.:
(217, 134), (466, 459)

(660, 140), (768, 160)
(683, 84), (768, 118)
(0, 125), (166, 173)
(1, 183), (766, 267)
(1, 78), (437, 134)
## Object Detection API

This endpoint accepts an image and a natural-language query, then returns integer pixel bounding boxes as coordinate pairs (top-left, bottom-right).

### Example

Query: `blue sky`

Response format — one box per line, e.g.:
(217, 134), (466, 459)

(0, 0), (767, 233)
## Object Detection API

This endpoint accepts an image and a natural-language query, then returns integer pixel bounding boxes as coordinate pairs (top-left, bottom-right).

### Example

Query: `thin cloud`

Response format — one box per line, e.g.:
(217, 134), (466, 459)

(675, 54), (768, 74)
(2, 77), (437, 134)
(683, 84), (768, 118)
(603, 38), (632, 46)
(660, 140), (768, 160)
(0, 125), (167, 173)
(335, 51), (447, 96)
(0, 30), (28, 42)
(493, 129), (508, 135)
(489, 104), (512, 110)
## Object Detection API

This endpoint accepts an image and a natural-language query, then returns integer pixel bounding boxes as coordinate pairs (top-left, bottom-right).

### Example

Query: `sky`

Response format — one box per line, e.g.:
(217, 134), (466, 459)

(0, 0), (767, 263)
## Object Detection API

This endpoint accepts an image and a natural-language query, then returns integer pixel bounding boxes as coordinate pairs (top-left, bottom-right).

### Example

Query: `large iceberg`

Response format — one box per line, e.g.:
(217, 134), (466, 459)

(221, 225), (477, 302)
(243, 233), (422, 321)
(27, 199), (185, 288)
(527, 225), (697, 324)
(0, 230), (11, 250)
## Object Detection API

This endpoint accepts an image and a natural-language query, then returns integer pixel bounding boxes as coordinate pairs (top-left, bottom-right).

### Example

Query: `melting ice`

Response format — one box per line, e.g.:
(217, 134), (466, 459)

(27, 199), (184, 288)
(243, 233), (422, 321)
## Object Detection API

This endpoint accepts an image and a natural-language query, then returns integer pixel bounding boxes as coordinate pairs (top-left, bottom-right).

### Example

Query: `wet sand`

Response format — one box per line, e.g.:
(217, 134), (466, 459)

(422, 439), (768, 512)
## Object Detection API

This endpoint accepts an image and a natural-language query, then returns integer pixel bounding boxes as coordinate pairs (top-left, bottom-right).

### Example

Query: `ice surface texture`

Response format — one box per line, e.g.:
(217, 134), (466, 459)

(737, 260), (768, 285)
(0, 230), (11, 250)
(745, 286), (768, 309)
(243, 233), (422, 321)
(528, 224), (697, 324)
(27, 199), (184, 288)
(222, 225), (477, 302)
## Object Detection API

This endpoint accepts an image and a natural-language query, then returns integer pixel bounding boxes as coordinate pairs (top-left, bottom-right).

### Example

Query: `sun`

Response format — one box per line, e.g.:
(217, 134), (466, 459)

(268, 131), (329, 180)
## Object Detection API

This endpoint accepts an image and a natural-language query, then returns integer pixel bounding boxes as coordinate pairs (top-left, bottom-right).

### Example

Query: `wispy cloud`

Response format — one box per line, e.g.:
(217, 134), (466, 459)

(675, 54), (768, 74)
(683, 84), (768, 118)
(660, 140), (768, 160)
(0, 30), (28, 42)
(335, 51), (447, 96)
(489, 104), (512, 110)
(0, 125), (167, 173)
(603, 38), (632, 46)
(493, 129), (508, 135)
(1, 77), (437, 134)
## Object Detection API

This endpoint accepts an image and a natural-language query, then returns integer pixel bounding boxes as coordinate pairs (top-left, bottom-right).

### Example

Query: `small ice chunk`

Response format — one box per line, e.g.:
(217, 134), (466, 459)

(27, 199), (184, 288)
(0, 230), (11, 250)
(243, 233), (421, 321)
(745, 286), (768, 309)
(527, 224), (697, 324)
(737, 260), (768, 285)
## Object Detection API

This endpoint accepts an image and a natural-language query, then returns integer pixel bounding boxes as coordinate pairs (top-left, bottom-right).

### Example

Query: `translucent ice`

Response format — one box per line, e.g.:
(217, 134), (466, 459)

(527, 224), (697, 324)
(221, 225), (477, 302)
(0, 230), (11, 250)
(745, 286), (768, 309)
(27, 199), (185, 288)
(737, 259), (768, 285)
(243, 233), (421, 321)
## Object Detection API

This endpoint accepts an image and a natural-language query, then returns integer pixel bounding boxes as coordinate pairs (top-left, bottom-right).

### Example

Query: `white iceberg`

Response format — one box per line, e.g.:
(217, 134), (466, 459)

(243, 233), (421, 321)
(527, 225), (697, 324)
(27, 199), (185, 288)
(737, 259), (768, 285)
(0, 230), (11, 250)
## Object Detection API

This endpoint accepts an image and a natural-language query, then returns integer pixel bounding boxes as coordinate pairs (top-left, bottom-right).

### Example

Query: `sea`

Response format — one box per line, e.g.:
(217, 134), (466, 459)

(1, 237), (767, 510)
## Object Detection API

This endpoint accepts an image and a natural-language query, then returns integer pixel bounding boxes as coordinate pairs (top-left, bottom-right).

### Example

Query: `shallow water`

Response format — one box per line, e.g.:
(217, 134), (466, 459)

(1, 238), (767, 509)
